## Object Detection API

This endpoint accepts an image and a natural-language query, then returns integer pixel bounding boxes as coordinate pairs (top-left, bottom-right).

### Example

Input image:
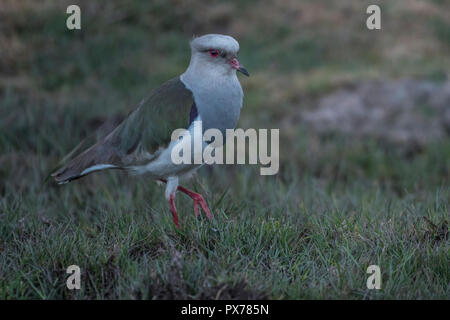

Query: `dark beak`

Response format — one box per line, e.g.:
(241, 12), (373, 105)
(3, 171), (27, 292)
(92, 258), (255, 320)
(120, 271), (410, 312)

(237, 66), (250, 77)
(230, 58), (250, 77)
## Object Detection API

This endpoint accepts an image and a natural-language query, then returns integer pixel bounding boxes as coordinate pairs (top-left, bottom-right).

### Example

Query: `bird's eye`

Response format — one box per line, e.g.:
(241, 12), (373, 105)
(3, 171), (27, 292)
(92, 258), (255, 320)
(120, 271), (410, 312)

(208, 49), (220, 58)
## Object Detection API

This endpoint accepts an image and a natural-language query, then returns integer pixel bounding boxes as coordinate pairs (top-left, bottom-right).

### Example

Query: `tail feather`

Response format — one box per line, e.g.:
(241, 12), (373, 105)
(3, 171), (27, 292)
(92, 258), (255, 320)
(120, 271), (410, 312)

(52, 163), (119, 184)
(52, 142), (123, 183)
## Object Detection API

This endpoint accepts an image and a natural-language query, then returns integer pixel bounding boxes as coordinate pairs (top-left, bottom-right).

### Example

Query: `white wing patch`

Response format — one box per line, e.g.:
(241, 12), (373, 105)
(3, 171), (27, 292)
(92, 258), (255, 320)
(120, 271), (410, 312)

(127, 114), (204, 178)
(80, 164), (117, 176)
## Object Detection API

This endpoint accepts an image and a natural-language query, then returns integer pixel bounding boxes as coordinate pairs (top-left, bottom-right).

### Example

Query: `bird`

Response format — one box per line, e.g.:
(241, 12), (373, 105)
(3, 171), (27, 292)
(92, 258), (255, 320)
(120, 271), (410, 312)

(51, 34), (249, 228)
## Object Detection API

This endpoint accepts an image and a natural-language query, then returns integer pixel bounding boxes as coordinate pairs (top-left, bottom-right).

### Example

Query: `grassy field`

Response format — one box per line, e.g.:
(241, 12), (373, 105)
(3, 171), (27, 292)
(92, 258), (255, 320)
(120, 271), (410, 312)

(0, 0), (449, 299)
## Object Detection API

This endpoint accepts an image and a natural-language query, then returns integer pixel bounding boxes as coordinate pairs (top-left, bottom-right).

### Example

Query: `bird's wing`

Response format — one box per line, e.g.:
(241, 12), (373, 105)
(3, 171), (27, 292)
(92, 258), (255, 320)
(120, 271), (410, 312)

(52, 77), (195, 183)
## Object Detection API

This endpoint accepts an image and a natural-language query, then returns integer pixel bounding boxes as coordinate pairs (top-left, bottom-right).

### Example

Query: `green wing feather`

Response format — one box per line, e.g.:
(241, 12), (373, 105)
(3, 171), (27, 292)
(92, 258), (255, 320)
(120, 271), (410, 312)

(115, 77), (194, 156)
(51, 77), (194, 183)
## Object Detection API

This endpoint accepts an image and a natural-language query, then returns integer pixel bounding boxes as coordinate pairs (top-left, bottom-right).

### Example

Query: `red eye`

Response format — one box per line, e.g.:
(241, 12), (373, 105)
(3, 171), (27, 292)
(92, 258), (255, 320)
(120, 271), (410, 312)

(209, 49), (219, 57)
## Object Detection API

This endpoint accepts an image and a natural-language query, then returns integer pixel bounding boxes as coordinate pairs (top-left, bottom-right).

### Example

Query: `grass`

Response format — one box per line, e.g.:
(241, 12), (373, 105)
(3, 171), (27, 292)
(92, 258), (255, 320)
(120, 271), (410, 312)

(0, 169), (448, 299)
(0, 0), (449, 299)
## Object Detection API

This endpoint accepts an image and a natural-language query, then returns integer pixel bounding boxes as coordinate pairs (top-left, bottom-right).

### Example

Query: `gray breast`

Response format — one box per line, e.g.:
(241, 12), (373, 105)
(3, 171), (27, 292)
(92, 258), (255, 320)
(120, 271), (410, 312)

(181, 75), (243, 136)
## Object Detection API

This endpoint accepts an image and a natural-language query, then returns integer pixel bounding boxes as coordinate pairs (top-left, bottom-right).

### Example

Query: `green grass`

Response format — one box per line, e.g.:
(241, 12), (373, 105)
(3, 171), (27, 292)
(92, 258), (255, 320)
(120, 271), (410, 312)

(0, 0), (449, 299)
(0, 168), (448, 299)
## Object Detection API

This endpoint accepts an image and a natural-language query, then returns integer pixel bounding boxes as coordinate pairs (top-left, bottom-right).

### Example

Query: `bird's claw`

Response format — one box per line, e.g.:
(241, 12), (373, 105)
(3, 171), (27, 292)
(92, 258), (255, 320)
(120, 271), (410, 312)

(190, 193), (212, 220)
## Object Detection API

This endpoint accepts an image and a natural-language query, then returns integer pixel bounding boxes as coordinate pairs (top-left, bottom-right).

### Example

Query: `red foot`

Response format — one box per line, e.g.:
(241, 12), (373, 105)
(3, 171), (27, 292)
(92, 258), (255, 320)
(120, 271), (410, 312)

(177, 186), (212, 220)
(169, 193), (180, 228)
(159, 179), (212, 221)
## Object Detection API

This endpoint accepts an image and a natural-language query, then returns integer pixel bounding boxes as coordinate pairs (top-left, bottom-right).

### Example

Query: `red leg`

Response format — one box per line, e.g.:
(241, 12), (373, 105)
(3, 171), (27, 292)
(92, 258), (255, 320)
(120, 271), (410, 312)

(159, 179), (212, 220)
(168, 193), (180, 228)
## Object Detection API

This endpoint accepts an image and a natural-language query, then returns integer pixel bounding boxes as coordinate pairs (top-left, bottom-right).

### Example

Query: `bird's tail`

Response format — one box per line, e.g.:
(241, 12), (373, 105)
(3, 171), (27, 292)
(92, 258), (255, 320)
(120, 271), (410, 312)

(51, 143), (122, 184)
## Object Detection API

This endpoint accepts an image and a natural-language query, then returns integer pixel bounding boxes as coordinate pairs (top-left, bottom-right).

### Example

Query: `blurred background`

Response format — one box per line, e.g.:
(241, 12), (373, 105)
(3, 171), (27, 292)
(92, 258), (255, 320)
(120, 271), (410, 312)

(0, 0), (448, 299)
(2, 0), (449, 189)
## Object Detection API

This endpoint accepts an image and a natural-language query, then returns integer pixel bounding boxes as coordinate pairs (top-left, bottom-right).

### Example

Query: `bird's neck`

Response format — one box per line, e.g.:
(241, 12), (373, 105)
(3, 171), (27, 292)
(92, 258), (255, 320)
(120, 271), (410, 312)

(181, 64), (241, 100)
(180, 65), (243, 135)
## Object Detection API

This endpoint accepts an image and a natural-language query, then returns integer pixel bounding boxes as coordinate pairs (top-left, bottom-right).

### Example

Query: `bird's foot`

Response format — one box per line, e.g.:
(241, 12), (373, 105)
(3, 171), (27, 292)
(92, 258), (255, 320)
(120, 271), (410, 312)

(177, 186), (212, 220)
(159, 179), (212, 223)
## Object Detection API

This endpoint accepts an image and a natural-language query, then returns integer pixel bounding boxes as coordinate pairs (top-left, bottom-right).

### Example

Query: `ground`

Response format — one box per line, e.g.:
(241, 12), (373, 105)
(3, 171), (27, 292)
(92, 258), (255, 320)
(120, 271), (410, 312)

(0, 0), (448, 299)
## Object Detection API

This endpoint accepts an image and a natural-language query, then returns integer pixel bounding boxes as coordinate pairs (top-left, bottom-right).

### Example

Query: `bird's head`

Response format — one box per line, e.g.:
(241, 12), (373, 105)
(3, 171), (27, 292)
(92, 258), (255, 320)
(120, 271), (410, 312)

(189, 34), (249, 77)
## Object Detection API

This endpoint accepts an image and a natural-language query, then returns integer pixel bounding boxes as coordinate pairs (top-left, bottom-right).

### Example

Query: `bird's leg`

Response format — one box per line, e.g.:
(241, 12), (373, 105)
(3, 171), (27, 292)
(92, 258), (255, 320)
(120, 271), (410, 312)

(164, 177), (180, 228)
(159, 179), (212, 220)
(168, 193), (180, 228)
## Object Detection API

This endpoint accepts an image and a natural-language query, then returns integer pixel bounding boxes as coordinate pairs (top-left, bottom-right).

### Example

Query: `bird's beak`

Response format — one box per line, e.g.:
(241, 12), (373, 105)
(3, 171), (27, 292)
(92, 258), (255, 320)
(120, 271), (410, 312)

(229, 58), (250, 77)
(238, 66), (250, 77)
